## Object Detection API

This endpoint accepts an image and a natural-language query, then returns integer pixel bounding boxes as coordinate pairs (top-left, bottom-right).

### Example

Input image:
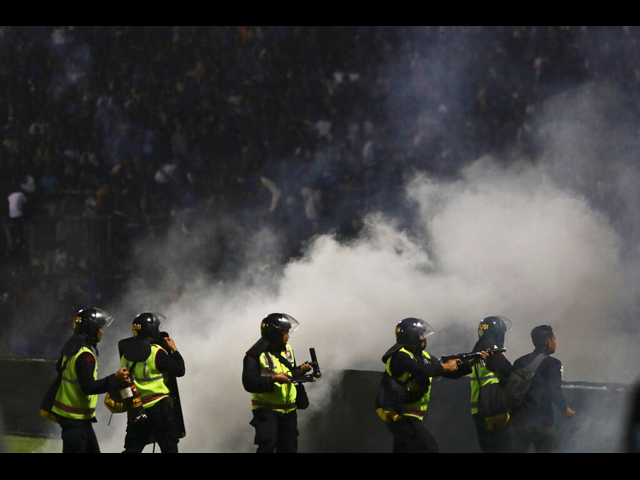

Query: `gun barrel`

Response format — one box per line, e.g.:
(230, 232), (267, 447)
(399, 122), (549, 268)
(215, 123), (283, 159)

(440, 348), (505, 364)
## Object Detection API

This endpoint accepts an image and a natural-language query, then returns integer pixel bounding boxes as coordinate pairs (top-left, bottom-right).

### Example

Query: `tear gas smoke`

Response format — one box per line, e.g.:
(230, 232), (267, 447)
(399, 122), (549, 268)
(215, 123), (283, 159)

(87, 82), (640, 452)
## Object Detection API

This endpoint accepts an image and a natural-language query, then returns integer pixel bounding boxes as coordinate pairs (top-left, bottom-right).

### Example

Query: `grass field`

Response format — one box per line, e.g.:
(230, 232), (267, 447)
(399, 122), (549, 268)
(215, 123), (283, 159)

(3, 435), (61, 453)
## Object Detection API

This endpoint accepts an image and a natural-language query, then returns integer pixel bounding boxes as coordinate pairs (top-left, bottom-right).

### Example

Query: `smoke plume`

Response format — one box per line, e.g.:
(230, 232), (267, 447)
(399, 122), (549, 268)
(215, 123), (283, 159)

(85, 80), (640, 452)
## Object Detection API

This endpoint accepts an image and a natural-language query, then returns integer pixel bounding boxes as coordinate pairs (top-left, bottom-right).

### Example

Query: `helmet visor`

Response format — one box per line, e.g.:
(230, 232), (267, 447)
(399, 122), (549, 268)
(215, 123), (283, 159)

(280, 314), (299, 334)
(415, 319), (435, 338)
(496, 316), (513, 332)
(152, 312), (167, 331)
(95, 308), (114, 329)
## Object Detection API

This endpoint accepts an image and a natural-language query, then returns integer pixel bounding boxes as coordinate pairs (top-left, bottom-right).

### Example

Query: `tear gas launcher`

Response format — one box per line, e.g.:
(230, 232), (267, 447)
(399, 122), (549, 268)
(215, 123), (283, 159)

(289, 348), (322, 384)
(440, 348), (506, 365)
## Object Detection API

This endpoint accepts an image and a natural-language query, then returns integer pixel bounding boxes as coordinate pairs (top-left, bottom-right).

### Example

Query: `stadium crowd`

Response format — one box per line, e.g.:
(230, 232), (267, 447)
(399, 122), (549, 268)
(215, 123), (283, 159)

(1, 26), (638, 355)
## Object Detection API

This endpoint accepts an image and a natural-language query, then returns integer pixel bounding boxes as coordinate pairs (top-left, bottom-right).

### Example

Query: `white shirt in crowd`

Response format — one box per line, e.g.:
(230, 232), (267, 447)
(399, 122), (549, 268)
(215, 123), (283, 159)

(8, 191), (27, 219)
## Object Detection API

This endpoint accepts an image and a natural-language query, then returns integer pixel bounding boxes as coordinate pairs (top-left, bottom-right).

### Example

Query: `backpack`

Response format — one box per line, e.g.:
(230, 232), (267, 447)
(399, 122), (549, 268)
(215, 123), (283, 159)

(376, 372), (412, 422)
(473, 363), (510, 430)
(504, 353), (546, 411)
(375, 350), (429, 423)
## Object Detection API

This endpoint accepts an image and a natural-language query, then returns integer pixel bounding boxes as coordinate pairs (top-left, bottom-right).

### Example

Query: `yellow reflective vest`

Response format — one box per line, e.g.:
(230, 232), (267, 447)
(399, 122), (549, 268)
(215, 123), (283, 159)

(121, 344), (170, 409)
(385, 348), (433, 421)
(251, 343), (298, 414)
(51, 347), (98, 420)
(470, 344), (500, 415)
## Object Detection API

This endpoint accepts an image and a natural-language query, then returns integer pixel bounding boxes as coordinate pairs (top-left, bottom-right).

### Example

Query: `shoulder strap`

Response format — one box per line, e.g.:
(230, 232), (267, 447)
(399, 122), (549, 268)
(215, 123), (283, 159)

(528, 353), (546, 372)
(272, 351), (294, 370)
(123, 356), (139, 375)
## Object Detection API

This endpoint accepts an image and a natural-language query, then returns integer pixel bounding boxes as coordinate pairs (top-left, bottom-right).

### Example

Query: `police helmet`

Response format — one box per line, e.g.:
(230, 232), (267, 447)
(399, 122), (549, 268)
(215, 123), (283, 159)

(261, 313), (299, 344)
(478, 316), (512, 346)
(132, 312), (166, 340)
(73, 307), (114, 340)
(395, 318), (434, 350)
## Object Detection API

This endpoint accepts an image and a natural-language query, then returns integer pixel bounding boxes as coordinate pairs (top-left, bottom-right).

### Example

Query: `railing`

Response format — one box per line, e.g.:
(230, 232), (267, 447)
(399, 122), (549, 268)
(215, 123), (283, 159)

(28, 216), (114, 268)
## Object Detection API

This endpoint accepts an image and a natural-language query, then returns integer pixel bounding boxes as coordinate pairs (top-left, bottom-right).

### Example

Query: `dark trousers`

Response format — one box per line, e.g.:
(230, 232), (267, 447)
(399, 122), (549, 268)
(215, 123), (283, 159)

(123, 398), (179, 453)
(473, 415), (512, 453)
(510, 416), (557, 453)
(386, 416), (439, 453)
(60, 418), (100, 453)
(250, 409), (298, 453)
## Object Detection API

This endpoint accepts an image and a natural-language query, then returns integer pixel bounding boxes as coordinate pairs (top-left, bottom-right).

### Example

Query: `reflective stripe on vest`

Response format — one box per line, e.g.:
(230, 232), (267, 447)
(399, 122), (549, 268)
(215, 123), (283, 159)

(470, 345), (500, 414)
(122, 344), (170, 409)
(51, 347), (98, 420)
(386, 348), (432, 421)
(251, 344), (298, 413)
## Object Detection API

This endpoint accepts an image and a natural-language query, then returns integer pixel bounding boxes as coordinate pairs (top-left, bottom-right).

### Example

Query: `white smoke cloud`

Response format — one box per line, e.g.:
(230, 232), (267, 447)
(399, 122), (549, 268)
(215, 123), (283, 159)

(88, 80), (640, 452)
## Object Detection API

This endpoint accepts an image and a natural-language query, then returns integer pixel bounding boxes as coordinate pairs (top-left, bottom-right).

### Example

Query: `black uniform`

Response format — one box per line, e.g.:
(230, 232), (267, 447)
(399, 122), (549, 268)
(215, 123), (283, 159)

(242, 339), (306, 453)
(119, 337), (186, 453)
(383, 345), (472, 453)
(626, 382), (640, 453)
(509, 349), (568, 453)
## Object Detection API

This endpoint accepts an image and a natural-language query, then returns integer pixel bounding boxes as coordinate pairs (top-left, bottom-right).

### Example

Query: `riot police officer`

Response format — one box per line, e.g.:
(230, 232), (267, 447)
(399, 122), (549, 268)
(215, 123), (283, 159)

(379, 318), (481, 453)
(118, 312), (185, 453)
(470, 315), (514, 453)
(41, 307), (130, 453)
(242, 313), (312, 453)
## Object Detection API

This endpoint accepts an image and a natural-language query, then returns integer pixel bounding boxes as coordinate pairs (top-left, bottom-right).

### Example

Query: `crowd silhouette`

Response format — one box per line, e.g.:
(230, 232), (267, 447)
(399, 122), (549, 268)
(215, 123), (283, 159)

(1, 26), (639, 355)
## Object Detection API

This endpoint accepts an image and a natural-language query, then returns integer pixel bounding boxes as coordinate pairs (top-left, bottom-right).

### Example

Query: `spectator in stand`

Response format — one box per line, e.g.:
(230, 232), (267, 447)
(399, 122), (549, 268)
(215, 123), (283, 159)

(7, 180), (29, 246)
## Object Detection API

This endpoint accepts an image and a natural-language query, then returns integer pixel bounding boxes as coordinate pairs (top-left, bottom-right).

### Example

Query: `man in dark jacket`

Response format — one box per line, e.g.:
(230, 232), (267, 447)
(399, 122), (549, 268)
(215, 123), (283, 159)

(510, 325), (575, 453)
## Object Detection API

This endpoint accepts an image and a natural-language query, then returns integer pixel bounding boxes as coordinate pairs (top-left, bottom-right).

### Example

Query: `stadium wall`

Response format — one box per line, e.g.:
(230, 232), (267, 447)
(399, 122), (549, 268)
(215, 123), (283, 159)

(0, 359), (632, 452)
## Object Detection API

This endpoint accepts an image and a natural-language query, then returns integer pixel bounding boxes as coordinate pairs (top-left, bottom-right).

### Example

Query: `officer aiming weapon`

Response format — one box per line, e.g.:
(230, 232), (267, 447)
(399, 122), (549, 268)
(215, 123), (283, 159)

(289, 347), (322, 384)
(440, 348), (506, 365)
